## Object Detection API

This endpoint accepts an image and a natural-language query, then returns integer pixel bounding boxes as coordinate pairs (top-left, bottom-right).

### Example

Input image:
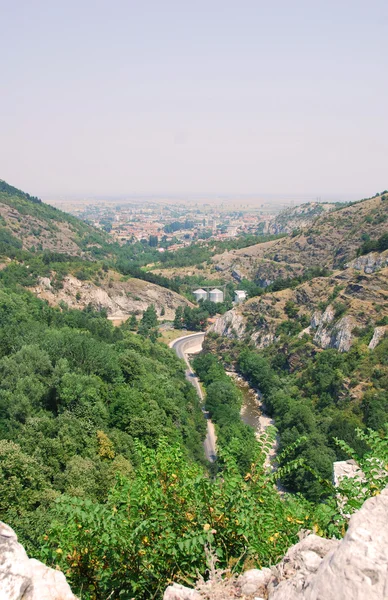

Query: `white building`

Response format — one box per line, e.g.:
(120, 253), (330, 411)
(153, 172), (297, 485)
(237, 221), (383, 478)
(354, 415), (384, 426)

(193, 288), (208, 302)
(234, 290), (247, 303)
(209, 288), (224, 303)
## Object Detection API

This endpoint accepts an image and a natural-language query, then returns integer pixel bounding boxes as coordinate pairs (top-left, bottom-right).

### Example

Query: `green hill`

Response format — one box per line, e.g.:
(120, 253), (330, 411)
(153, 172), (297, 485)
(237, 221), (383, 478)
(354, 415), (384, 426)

(0, 179), (110, 256)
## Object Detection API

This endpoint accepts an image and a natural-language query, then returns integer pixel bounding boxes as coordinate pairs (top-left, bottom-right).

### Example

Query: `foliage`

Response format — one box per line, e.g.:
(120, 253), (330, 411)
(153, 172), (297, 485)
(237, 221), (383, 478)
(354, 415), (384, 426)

(203, 331), (388, 501)
(38, 437), (327, 599)
(0, 284), (206, 552)
(357, 232), (388, 256)
(193, 353), (257, 473)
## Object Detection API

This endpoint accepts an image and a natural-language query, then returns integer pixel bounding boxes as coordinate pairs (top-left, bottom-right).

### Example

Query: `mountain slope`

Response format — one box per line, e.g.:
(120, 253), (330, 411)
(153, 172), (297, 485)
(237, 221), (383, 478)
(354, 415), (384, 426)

(211, 193), (388, 284)
(263, 201), (336, 234)
(210, 250), (388, 351)
(30, 269), (193, 323)
(0, 179), (110, 256)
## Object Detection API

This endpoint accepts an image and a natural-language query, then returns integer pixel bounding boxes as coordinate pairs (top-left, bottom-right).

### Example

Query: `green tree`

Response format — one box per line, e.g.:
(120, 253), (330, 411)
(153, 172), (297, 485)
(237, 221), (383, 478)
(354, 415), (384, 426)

(174, 306), (183, 329)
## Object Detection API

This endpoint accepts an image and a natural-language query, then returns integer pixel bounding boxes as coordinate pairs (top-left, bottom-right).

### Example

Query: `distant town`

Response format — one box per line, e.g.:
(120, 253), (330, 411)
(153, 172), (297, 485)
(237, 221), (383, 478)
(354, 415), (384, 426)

(52, 197), (294, 250)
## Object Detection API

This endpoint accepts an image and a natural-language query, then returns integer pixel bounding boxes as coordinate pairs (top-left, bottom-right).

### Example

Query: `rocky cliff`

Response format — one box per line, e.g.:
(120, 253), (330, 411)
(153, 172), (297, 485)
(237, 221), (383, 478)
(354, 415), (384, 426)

(30, 271), (192, 323)
(209, 255), (388, 352)
(0, 522), (77, 600)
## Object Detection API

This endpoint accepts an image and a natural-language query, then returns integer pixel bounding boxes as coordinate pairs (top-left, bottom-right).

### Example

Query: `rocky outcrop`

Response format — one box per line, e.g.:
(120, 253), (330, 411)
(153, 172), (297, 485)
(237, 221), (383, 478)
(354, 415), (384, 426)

(164, 584), (201, 600)
(312, 306), (355, 352)
(164, 488), (388, 600)
(346, 250), (388, 274)
(251, 330), (276, 348)
(333, 459), (364, 487)
(369, 326), (387, 350)
(0, 522), (77, 600)
(208, 309), (246, 339)
(30, 273), (192, 323)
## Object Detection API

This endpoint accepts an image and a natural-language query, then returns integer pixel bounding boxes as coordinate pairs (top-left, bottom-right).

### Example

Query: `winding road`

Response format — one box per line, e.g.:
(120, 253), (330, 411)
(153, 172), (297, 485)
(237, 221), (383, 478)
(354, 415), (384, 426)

(170, 333), (217, 462)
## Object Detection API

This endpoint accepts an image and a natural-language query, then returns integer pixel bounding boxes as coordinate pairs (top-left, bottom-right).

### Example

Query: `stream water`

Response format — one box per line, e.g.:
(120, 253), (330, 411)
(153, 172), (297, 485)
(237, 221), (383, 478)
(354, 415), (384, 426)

(226, 370), (278, 467)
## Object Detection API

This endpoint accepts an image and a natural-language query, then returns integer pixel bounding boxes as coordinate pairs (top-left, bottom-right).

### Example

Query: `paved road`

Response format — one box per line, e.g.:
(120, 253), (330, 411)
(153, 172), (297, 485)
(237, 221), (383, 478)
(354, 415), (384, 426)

(170, 333), (217, 462)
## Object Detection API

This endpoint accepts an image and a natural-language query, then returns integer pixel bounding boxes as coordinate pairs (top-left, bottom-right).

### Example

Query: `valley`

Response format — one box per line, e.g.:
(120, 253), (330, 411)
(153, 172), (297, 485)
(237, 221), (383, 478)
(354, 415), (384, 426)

(0, 179), (387, 599)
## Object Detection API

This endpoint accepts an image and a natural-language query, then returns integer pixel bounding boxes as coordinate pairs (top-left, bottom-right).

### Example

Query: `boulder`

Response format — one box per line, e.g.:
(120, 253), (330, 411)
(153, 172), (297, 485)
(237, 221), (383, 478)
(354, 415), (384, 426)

(237, 567), (272, 596)
(0, 522), (77, 600)
(269, 489), (388, 599)
(164, 583), (202, 600)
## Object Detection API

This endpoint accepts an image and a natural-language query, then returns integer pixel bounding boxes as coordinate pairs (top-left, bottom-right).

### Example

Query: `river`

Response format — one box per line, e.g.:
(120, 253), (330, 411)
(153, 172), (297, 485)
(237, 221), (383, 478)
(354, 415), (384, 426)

(226, 370), (278, 468)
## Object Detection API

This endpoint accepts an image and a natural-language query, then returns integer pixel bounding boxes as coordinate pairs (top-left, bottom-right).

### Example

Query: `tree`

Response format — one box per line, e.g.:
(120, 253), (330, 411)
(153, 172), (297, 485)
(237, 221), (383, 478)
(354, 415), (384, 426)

(138, 305), (158, 337)
(129, 313), (137, 330)
(174, 306), (183, 329)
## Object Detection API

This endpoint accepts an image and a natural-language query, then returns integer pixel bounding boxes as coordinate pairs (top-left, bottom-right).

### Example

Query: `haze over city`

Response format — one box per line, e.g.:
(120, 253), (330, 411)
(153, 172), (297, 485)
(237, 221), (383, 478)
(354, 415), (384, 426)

(1, 0), (387, 200)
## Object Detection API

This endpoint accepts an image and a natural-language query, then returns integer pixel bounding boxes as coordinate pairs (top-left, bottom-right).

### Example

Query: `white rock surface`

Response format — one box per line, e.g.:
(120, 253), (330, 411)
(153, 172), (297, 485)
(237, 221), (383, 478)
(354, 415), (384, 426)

(300, 489), (388, 600)
(333, 459), (364, 487)
(0, 522), (77, 600)
(208, 309), (246, 338)
(369, 326), (387, 350)
(312, 306), (355, 352)
(238, 567), (272, 596)
(268, 534), (339, 599)
(164, 583), (202, 600)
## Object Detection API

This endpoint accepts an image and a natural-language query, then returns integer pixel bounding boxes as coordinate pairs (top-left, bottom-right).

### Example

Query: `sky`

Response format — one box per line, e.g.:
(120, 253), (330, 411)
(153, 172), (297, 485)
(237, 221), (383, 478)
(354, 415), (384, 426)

(1, 0), (387, 199)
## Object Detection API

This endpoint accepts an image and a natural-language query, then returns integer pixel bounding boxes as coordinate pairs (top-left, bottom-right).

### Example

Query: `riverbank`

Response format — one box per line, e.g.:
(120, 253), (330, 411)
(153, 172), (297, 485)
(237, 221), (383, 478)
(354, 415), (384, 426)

(226, 370), (278, 469)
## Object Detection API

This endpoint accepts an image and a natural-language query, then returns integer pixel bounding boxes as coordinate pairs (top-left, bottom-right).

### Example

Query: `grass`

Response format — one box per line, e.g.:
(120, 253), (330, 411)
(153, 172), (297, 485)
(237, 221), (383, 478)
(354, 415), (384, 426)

(158, 328), (196, 345)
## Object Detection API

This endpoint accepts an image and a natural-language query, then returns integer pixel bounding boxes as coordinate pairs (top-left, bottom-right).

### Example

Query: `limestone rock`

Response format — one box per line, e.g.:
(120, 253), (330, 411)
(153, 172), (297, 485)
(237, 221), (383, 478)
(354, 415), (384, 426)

(369, 326), (387, 350)
(301, 489), (388, 599)
(0, 522), (77, 600)
(268, 534), (339, 599)
(237, 567), (272, 596)
(163, 583), (202, 600)
(333, 459), (364, 487)
(313, 307), (355, 352)
(208, 310), (246, 339)
(346, 250), (388, 274)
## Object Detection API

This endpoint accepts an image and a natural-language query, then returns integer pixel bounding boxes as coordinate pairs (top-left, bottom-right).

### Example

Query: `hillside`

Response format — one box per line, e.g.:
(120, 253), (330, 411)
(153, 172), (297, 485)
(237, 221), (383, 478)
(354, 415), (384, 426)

(149, 193), (387, 286)
(30, 269), (192, 323)
(0, 179), (110, 256)
(263, 201), (336, 235)
(213, 193), (388, 285)
(210, 250), (388, 351)
(1, 182), (387, 599)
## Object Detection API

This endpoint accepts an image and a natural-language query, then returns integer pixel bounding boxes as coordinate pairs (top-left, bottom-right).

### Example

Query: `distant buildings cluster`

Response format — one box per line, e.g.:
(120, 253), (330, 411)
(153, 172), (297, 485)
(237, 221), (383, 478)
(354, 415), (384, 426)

(193, 288), (247, 304)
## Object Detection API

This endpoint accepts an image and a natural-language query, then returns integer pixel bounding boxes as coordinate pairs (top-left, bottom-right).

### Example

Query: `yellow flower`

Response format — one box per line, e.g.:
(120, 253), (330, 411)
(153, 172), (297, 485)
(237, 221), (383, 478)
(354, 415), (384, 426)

(203, 523), (211, 532)
(56, 548), (63, 554)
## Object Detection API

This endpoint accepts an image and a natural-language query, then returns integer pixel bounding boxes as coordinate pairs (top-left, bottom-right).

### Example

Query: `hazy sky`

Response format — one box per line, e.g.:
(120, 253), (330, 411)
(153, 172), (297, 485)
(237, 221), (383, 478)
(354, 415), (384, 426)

(1, 0), (387, 198)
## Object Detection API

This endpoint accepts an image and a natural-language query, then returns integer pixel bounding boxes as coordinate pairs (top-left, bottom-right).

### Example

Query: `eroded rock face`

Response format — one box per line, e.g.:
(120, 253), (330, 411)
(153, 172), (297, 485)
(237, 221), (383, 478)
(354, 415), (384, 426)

(312, 306), (355, 352)
(164, 583), (201, 600)
(369, 326), (387, 350)
(346, 250), (388, 274)
(300, 489), (388, 600)
(0, 522), (77, 600)
(208, 309), (246, 339)
(268, 534), (340, 599)
(30, 274), (192, 322)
